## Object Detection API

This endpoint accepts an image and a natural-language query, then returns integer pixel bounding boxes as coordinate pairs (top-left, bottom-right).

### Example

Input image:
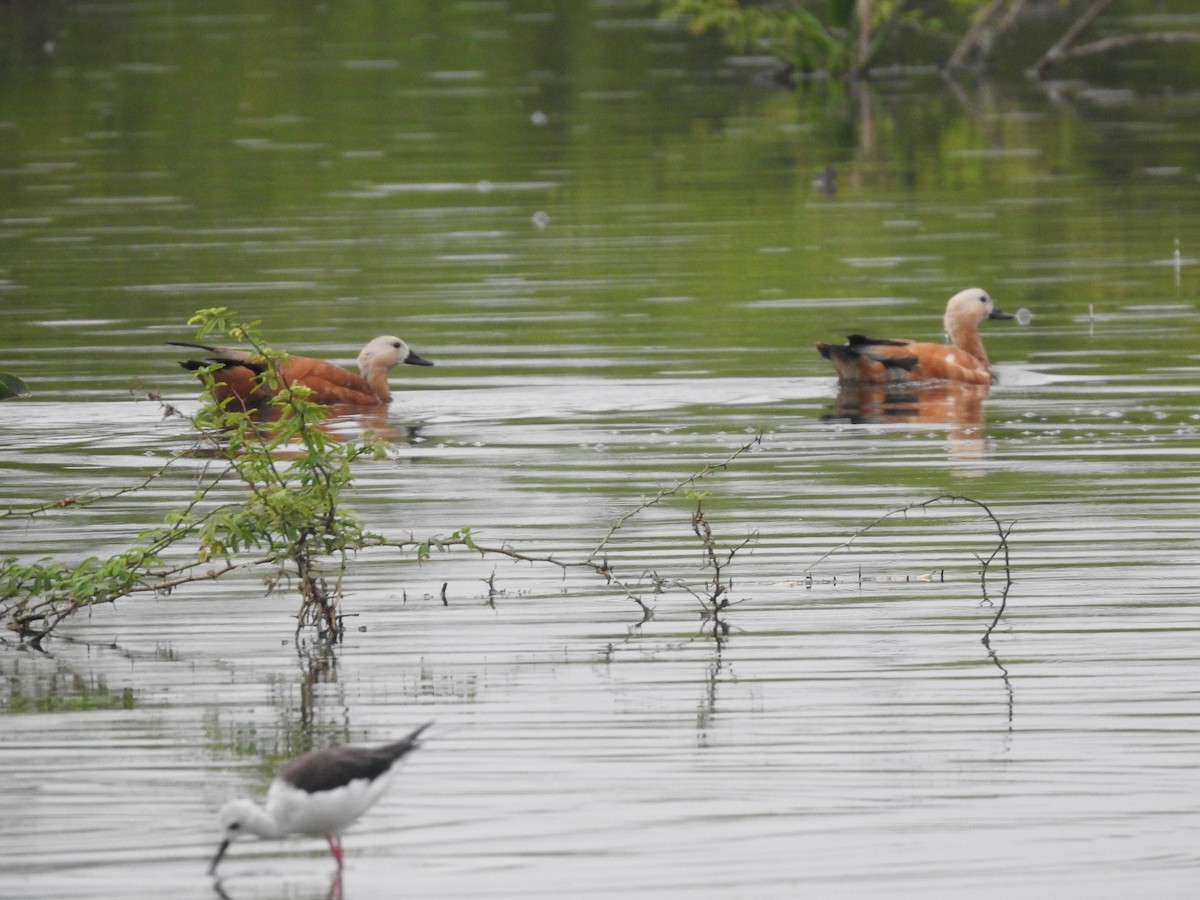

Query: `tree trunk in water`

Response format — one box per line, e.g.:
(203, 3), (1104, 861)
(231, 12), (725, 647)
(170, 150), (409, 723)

(854, 0), (872, 77)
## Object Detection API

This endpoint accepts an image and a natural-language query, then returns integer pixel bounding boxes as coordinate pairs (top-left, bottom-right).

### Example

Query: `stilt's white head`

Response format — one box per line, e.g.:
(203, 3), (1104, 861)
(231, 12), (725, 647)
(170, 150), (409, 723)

(209, 798), (279, 874)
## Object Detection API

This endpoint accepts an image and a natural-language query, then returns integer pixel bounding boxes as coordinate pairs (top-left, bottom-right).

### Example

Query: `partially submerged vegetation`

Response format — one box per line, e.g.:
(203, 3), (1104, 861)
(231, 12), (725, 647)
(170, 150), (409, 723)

(1, 309), (386, 647)
(0, 313), (1012, 651)
(657, 0), (1200, 80)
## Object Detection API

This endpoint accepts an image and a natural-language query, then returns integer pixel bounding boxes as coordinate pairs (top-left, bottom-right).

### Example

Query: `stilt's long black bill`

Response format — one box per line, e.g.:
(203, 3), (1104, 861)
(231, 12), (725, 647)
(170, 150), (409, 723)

(209, 839), (231, 875)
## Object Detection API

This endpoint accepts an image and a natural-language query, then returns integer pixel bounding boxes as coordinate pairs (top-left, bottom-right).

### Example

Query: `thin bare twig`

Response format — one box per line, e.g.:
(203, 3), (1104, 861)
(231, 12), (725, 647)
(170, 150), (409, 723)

(1034, 31), (1200, 77)
(804, 493), (1009, 575)
(362, 437), (763, 620)
(1037, 0), (1118, 68)
(588, 433), (761, 563)
(807, 493), (1014, 652)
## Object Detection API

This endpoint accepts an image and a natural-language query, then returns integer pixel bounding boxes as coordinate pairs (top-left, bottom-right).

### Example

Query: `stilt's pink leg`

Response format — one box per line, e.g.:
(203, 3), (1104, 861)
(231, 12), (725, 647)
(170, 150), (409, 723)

(326, 835), (344, 869)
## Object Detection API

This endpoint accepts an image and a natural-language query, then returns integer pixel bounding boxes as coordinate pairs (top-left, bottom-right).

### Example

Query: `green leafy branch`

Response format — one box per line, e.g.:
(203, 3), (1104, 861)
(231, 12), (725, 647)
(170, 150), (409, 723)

(1, 310), (383, 647)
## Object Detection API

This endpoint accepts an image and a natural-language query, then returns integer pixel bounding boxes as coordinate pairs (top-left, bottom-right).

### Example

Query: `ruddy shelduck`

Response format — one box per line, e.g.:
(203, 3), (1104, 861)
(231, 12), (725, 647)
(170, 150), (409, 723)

(816, 288), (1014, 385)
(173, 335), (433, 408)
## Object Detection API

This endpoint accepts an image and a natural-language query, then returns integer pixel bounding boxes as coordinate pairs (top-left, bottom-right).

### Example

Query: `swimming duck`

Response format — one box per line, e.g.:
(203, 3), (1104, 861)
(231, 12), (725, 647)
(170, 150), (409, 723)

(816, 288), (1014, 385)
(173, 335), (433, 408)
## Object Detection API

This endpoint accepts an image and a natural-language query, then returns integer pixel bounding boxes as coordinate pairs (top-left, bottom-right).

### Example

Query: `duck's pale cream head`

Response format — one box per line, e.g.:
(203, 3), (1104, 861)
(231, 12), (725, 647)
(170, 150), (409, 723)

(944, 288), (1014, 333)
(943, 287), (1015, 365)
(356, 336), (434, 374)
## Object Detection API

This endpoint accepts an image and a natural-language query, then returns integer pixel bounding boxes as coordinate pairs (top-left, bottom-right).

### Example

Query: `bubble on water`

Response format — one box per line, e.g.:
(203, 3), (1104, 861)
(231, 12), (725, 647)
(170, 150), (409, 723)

(531, 210), (550, 229)
(1015, 307), (1033, 326)
(530, 110), (548, 126)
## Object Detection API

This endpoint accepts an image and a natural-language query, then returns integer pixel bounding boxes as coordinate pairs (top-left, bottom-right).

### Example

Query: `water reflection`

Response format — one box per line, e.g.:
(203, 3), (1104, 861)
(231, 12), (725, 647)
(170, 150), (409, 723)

(295, 641), (340, 740)
(212, 872), (342, 900)
(981, 576), (1015, 736)
(189, 400), (428, 447)
(822, 380), (989, 431)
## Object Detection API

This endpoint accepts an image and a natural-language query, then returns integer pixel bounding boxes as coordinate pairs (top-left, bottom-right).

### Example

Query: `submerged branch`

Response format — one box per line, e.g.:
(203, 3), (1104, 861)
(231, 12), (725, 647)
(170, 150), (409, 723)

(366, 437), (764, 620)
(806, 493), (1014, 644)
(1038, 0), (1118, 65)
(1027, 0), (1200, 78)
(1031, 31), (1200, 77)
(804, 494), (1008, 574)
(945, 0), (1027, 72)
(588, 432), (761, 563)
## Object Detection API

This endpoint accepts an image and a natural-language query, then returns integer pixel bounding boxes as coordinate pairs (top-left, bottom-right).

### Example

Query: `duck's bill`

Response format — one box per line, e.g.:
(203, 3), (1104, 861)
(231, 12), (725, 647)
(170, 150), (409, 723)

(404, 351), (434, 367)
(209, 839), (231, 875)
(989, 307), (1016, 320)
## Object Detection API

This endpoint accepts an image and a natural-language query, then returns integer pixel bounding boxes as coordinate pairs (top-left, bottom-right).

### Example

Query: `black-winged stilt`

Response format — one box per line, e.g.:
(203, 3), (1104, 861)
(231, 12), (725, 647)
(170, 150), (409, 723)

(208, 721), (431, 873)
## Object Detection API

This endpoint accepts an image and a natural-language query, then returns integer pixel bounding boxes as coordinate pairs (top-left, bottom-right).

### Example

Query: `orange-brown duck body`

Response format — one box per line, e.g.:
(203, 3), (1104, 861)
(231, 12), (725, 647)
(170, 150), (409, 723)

(816, 288), (1014, 385)
(174, 335), (433, 408)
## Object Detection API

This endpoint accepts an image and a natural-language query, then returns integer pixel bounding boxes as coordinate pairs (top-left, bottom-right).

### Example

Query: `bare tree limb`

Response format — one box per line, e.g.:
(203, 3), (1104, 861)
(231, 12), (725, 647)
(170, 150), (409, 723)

(1041, 0), (1119, 61)
(1035, 30), (1200, 76)
(1029, 0), (1143, 78)
(805, 493), (1014, 649)
(945, 0), (1028, 72)
(587, 433), (761, 563)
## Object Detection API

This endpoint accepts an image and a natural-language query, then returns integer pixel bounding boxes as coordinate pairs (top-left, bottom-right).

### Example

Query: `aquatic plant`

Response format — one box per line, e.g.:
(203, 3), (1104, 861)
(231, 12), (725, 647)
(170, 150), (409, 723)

(686, 489), (757, 638)
(0, 310), (387, 647)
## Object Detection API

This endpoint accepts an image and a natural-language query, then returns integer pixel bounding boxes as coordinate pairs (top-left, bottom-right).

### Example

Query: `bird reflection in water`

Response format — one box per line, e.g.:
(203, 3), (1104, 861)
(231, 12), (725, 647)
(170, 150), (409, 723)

(184, 403), (425, 462)
(822, 381), (992, 461)
(319, 406), (425, 447)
